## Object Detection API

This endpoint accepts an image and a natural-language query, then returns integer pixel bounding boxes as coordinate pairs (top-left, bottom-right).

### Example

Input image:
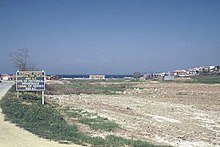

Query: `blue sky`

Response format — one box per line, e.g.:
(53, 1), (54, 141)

(0, 0), (220, 74)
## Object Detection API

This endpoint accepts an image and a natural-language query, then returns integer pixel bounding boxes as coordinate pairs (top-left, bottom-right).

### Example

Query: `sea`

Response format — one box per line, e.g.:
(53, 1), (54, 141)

(57, 74), (133, 79)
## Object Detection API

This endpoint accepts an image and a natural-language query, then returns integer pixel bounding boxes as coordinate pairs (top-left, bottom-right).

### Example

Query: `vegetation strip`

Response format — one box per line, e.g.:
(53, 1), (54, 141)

(45, 79), (133, 95)
(0, 85), (163, 147)
(187, 75), (220, 84)
(64, 108), (118, 131)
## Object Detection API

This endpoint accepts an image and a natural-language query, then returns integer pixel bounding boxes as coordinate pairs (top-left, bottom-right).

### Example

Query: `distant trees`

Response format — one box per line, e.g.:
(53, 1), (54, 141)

(9, 48), (37, 71)
(133, 72), (141, 80)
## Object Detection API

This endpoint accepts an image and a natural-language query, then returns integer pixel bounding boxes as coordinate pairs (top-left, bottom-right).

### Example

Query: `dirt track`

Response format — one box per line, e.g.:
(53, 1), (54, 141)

(0, 81), (80, 147)
(47, 82), (220, 147)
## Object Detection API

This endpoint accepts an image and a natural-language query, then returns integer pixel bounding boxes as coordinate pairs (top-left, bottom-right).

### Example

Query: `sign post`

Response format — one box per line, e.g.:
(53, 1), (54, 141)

(16, 71), (46, 104)
(42, 91), (44, 105)
(17, 91), (19, 99)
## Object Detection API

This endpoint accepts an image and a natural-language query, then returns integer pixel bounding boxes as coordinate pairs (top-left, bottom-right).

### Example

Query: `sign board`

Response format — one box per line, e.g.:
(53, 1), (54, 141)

(16, 71), (45, 91)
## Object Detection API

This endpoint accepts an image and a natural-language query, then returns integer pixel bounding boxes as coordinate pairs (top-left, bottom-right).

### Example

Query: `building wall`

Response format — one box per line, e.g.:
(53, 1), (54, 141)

(164, 75), (175, 81)
(89, 75), (105, 79)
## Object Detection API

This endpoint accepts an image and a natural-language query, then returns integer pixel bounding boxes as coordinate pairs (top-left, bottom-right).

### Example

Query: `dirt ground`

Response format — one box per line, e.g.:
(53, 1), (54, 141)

(46, 81), (220, 147)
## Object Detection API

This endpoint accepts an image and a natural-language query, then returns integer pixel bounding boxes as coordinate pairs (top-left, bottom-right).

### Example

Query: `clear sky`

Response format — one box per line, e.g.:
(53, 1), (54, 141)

(0, 0), (220, 74)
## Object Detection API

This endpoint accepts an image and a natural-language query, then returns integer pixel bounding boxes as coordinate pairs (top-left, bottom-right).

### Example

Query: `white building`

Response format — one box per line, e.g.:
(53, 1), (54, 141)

(89, 74), (105, 80)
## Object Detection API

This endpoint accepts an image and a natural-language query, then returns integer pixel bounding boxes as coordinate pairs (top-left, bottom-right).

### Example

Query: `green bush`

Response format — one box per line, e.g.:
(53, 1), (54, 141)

(21, 92), (41, 101)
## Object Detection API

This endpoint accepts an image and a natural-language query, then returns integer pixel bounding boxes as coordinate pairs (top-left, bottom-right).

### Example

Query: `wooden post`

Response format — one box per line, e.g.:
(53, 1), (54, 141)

(42, 91), (44, 105)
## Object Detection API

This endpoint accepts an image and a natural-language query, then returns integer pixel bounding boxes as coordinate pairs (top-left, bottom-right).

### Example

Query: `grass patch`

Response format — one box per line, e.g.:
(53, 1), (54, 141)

(64, 108), (118, 131)
(46, 80), (133, 95)
(80, 117), (118, 131)
(185, 75), (220, 84)
(0, 85), (164, 147)
(176, 92), (188, 95)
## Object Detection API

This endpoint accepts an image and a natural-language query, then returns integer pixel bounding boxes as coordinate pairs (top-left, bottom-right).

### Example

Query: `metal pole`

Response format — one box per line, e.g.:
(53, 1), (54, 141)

(42, 91), (44, 105)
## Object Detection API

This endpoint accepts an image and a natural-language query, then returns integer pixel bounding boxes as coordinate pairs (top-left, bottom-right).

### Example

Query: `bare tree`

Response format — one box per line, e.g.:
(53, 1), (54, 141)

(9, 48), (37, 71)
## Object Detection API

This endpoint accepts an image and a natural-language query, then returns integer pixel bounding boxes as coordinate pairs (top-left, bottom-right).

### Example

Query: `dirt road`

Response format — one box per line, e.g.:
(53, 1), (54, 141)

(47, 82), (220, 147)
(0, 81), (80, 147)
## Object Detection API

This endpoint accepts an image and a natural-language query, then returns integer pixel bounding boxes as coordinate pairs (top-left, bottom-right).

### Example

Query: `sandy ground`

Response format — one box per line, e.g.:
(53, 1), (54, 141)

(47, 82), (220, 147)
(0, 81), (81, 147)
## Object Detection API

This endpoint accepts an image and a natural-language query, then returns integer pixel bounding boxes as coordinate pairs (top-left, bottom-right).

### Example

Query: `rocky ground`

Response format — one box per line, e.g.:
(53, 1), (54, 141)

(46, 81), (220, 147)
